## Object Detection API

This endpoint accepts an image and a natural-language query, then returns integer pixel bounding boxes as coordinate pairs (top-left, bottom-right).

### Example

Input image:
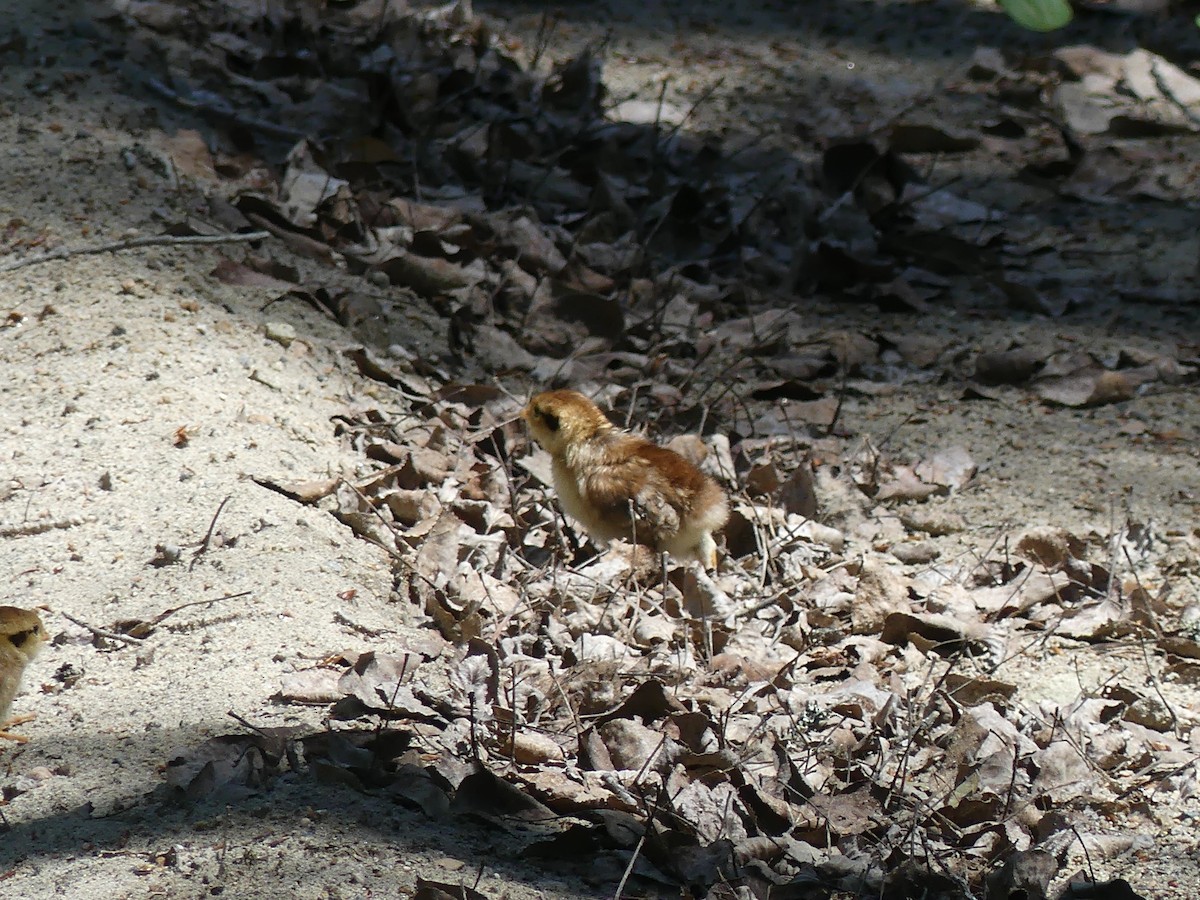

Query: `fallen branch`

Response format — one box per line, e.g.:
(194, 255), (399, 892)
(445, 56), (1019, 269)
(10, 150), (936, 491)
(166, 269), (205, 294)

(0, 231), (270, 275)
(62, 611), (144, 646)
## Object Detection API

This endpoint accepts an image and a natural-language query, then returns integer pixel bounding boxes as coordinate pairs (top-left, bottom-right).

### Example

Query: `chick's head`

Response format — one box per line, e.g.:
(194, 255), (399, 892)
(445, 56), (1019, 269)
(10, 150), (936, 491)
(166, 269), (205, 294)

(522, 390), (612, 458)
(0, 606), (48, 667)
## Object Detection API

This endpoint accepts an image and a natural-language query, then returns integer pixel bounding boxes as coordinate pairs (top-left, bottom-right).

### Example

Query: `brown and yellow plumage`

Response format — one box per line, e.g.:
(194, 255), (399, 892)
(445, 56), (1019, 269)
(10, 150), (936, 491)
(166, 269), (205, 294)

(523, 390), (728, 568)
(0, 606), (48, 743)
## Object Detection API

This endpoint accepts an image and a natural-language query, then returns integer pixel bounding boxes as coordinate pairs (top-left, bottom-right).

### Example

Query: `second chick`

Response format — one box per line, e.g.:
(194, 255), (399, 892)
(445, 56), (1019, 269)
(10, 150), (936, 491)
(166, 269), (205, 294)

(0, 605), (48, 743)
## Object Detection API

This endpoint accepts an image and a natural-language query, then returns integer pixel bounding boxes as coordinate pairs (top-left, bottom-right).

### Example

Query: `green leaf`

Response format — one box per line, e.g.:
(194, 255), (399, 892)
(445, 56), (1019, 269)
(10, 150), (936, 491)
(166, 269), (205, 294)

(999, 0), (1073, 31)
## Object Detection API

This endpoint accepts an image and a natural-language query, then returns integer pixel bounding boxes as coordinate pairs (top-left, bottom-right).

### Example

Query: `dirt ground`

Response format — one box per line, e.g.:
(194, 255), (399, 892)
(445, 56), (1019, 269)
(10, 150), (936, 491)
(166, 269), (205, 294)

(3, 0), (1200, 897)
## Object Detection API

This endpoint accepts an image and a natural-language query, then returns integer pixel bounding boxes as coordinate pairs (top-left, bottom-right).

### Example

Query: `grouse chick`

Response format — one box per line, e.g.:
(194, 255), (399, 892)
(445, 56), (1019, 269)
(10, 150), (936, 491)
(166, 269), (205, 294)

(523, 389), (728, 568)
(0, 605), (47, 743)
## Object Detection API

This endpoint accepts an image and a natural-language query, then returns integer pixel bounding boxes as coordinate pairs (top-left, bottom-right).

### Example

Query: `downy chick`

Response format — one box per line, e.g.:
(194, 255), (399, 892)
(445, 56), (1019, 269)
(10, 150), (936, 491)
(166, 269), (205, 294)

(0, 606), (48, 743)
(523, 390), (728, 568)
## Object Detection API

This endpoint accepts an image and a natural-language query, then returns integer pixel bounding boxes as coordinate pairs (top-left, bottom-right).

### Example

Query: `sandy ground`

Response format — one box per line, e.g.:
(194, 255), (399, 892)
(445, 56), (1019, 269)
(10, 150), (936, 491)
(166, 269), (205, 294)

(0, 3), (564, 896)
(2, 0), (1200, 897)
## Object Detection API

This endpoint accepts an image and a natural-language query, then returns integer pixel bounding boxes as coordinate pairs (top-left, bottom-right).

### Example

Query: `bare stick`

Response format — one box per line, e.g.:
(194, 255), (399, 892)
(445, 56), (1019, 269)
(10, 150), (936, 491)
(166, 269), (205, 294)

(62, 611), (144, 646)
(143, 76), (307, 142)
(825, 354), (849, 437)
(529, 2), (556, 69)
(0, 515), (94, 537)
(613, 830), (647, 900)
(0, 231), (270, 275)
(613, 782), (665, 900)
(227, 710), (264, 734)
(190, 495), (233, 570)
(151, 591), (253, 626)
(1123, 546), (1181, 737)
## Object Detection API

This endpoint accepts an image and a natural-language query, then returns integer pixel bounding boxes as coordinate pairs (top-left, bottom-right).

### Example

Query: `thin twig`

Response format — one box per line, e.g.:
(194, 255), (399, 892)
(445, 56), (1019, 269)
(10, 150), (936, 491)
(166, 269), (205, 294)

(613, 782), (664, 900)
(336, 478), (449, 598)
(227, 710), (263, 734)
(825, 354), (849, 436)
(529, 2), (556, 69)
(370, 654), (413, 763)
(151, 591), (253, 626)
(0, 231), (270, 274)
(1124, 547), (1181, 737)
(613, 830), (647, 900)
(62, 611), (144, 646)
(143, 76), (307, 141)
(190, 495), (233, 570)
(1069, 823), (1098, 882)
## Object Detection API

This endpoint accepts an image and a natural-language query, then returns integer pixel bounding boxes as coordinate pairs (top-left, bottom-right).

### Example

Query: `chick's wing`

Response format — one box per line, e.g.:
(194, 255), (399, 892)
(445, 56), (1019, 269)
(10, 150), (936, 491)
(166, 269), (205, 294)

(577, 440), (686, 545)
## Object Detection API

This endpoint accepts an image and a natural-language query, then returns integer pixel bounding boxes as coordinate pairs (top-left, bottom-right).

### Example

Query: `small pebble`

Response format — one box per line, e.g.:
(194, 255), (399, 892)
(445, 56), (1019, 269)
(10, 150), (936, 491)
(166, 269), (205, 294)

(892, 541), (939, 564)
(265, 321), (296, 347)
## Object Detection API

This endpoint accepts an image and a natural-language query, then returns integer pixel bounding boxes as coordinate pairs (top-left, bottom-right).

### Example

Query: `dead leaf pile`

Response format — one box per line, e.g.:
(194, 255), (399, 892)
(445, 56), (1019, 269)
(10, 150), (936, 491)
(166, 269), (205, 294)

(90, 0), (1200, 426)
(127, 381), (1197, 897)
(81, 2), (1200, 895)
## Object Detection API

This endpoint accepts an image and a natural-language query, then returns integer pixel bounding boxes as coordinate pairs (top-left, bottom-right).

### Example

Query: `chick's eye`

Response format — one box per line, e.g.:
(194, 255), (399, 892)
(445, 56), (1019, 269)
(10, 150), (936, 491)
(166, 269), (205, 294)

(539, 410), (560, 432)
(10, 628), (34, 648)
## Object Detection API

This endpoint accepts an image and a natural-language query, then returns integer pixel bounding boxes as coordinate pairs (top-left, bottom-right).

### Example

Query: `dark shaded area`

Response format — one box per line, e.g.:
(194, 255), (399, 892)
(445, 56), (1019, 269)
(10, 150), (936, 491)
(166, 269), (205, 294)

(471, 0), (1200, 66)
(3, 0), (1198, 350)
(0, 725), (601, 896)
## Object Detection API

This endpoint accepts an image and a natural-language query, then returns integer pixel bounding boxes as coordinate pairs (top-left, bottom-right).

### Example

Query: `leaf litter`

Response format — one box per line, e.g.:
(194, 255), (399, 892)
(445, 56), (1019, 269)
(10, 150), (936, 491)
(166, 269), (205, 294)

(67, 0), (1200, 897)
(151, 379), (1196, 897)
